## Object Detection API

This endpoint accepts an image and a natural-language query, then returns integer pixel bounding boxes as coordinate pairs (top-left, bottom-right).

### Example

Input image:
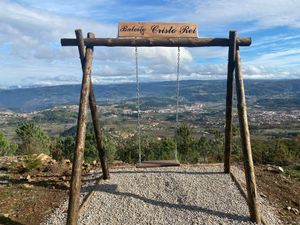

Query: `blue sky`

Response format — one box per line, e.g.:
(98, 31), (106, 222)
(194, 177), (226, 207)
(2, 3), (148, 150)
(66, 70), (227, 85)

(0, 0), (299, 88)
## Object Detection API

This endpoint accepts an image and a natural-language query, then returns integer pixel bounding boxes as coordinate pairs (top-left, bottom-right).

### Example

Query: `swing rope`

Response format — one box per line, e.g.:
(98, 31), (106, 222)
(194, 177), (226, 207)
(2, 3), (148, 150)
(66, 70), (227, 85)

(135, 47), (142, 164)
(135, 46), (181, 164)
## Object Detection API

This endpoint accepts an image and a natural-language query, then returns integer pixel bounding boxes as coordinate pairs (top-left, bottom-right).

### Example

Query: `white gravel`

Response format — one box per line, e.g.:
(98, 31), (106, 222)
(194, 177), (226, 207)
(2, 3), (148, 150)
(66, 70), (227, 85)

(43, 166), (280, 225)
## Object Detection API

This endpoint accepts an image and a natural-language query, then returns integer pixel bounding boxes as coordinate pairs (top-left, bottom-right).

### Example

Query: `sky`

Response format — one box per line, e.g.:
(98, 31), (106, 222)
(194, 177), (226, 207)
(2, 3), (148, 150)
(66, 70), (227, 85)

(0, 0), (300, 88)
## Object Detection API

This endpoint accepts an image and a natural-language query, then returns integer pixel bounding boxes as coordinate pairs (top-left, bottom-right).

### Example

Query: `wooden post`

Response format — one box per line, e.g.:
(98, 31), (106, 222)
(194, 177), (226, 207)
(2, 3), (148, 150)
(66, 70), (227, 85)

(235, 44), (261, 223)
(66, 33), (94, 225)
(75, 29), (110, 180)
(224, 31), (237, 173)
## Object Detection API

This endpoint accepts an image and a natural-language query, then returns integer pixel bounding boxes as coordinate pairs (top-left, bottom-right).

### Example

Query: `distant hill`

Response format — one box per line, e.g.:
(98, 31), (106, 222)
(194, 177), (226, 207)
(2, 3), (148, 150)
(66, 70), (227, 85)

(0, 79), (299, 112)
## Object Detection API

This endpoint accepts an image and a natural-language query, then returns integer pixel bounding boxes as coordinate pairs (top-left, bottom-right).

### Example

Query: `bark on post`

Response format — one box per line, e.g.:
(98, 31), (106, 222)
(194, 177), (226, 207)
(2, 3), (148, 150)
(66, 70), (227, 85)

(61, 37), (251, 47)
(224, 31), (237, 173)
(235, 44), (261, 223)
(75, 29), (110, 180)
(66, 33), (94, 225)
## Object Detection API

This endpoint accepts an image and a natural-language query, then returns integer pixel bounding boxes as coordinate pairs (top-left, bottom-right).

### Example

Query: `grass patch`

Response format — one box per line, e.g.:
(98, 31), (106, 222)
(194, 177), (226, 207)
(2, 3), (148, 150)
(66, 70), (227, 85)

(285, 164), (300, 181)
(24, 157), (42, 171)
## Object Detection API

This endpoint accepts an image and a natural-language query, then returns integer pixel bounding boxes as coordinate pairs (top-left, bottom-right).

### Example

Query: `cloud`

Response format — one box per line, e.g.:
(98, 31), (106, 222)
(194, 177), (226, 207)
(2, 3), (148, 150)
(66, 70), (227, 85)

(246, 48), (300, 67)
(192, 0), (300, 32)
(0, 0), (299, 87)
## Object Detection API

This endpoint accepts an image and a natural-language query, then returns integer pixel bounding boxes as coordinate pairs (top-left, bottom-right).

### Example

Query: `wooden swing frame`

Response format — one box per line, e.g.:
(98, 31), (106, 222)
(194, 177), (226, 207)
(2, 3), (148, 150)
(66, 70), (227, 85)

(61, 29), (261, 225)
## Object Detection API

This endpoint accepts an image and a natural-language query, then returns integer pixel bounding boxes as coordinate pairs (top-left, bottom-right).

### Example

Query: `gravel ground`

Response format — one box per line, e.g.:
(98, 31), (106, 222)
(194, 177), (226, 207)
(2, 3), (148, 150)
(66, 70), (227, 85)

(231, 166), (282, 225)
(43, 166), (280, 225)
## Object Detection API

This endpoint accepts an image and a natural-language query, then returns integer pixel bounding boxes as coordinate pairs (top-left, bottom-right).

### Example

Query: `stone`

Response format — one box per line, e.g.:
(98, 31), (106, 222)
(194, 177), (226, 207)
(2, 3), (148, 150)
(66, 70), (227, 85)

(291, 207), (299, 215)
(266, 165), (284, 173)
(22, 183), (34, 189)
(260, 193), (267, 198)
(63, 159), (71, 164)
(277, 166), (284, 173)
(26, 175), (33, 182)
(61, 182), (70, 189)
(35, 153), (52, 164)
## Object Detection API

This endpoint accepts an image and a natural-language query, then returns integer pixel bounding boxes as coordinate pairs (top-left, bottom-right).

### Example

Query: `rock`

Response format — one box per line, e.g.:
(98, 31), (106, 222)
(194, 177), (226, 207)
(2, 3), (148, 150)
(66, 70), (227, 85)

(63, 159), (71, 164)
(48, 159), (57, 165)
(35, 153), (52, 164)
(266, 165), (284, 173)
(260, 193), (267, 198)
(285, 206), (299, 214)
(17, 164), (27, 173)
(22, 183), (34, 189)
(291, 208), (299, 215)
(277, 166), (284, 173)
(92, 160), (97, 166)
(26, 175), (33, 182)
(2, 213), (9, 218)
(61, 182), (70, 189)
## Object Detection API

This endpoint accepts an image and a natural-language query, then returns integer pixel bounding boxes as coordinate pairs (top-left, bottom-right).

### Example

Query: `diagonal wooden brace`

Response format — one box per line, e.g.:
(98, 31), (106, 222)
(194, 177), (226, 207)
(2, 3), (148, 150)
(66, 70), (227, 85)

(75, 29), (109, 180)
(66, 32), (94, 225)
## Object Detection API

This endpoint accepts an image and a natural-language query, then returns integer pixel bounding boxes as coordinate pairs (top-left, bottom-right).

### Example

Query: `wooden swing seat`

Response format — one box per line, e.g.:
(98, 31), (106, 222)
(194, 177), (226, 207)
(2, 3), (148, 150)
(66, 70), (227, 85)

(136, 160), (180, 168)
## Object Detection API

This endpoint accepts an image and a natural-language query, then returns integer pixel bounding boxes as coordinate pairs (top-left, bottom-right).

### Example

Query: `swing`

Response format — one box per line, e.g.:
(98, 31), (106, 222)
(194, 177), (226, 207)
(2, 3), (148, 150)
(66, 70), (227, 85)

(135, 46), (180, 168)
(62, 26), (261, 224)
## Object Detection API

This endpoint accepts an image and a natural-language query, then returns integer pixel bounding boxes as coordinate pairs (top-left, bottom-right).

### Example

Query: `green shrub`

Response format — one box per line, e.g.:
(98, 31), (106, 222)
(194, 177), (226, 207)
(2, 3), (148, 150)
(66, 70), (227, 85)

(285, 164), (300, 180)
(0, 130), (17, 156)
(24, 157), (42, 171)
(16, 122), (51, 155)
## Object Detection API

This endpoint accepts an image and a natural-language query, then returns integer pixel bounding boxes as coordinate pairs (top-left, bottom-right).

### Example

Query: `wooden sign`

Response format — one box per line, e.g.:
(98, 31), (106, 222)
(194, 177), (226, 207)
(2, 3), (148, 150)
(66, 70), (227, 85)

(118, 22), (198, 38)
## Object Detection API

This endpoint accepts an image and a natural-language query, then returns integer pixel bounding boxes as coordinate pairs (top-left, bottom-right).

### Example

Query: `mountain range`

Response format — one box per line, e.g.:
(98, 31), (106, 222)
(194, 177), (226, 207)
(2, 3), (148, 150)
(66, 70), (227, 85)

(0, 79), (299, 112)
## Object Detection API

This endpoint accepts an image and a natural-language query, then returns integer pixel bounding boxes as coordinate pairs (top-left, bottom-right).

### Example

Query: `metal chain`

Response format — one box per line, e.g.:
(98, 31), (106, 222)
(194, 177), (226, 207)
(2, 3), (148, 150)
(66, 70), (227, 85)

(175, 46), (180, 161)
(135, 47), (141, 164)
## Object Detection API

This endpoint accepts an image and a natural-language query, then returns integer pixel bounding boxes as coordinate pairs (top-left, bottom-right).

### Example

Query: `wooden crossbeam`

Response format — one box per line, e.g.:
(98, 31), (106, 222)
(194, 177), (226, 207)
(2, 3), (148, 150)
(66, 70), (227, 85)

(61, 37), (251, 47)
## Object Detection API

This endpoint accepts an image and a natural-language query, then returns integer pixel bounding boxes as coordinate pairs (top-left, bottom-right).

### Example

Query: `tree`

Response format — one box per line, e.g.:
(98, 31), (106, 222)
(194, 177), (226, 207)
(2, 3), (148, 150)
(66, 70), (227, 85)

(160, 138), (176, 160)
(117, 135), (139, 163)
(83, 130), (117, 163)
(52, 136), (75, 161)
(197, 136), (210, 163)
(16, 122), (51, 155)
(0, 130), (17, 156)
(272, 139), (291, 164)
(176, 125), (198, 163)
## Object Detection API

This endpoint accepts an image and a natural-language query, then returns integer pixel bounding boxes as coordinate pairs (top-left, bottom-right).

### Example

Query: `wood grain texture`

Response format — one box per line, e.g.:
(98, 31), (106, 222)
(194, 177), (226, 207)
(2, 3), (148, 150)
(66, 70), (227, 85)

(75, 29), (110, 180)
(235, 45), (261, 224)
(66, 32), (94, 225)
(61, 37), (251, 47)
(224, 31), (237, 173)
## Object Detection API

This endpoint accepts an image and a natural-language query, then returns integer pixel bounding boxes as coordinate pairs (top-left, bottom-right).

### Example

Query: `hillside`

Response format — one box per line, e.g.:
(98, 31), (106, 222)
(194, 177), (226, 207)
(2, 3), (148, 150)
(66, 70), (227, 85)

(0, 79), (300, 112)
